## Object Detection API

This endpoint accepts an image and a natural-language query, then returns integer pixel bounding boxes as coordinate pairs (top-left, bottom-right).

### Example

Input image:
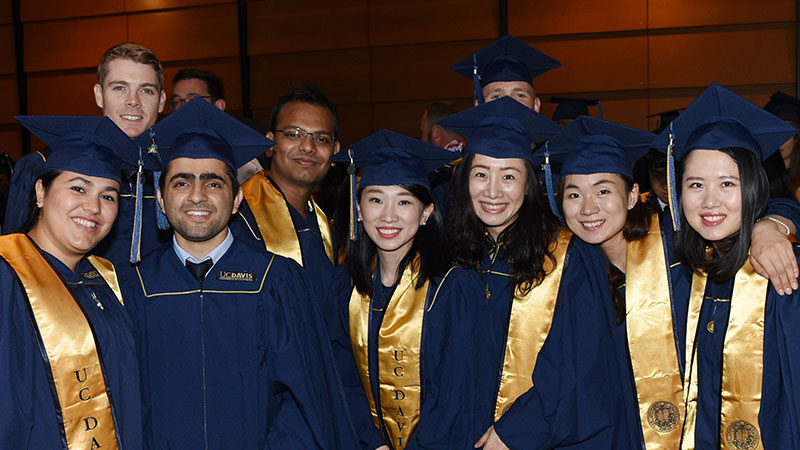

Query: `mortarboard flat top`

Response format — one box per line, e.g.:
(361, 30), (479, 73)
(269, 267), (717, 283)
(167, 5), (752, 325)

(332, 129), (458, 190)
(651, 83), (798, 161)
(140, 97), (274, 171)
(764, 91), (800, 124)
(15, 115), (150, 183)
(435, 96), (562, 162)
(536, 116), (655, 179)
(550, 97), (599, 122)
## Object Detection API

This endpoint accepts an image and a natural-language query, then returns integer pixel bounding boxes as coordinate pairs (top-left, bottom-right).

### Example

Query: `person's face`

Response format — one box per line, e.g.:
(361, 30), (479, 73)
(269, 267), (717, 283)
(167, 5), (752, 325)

(778, 134), (797, 168)
(562, 173), (637, 251)
(482, 81), (540, 112)
(358, 185), (434, 258)
(265, 102), (341, 190)
(157, 158), (242, 244)
(31, 171), (120, 263)
(93, 58), (166, 138)
(681, 149), (742, 242)
(468, 154), (527, 239)
(170, 78), (226, 111)
(648, 165), (669, 204)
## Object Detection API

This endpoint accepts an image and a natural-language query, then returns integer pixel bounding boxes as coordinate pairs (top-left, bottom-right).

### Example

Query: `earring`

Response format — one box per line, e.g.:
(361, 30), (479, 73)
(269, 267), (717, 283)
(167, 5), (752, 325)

(36, 200), (43, 208)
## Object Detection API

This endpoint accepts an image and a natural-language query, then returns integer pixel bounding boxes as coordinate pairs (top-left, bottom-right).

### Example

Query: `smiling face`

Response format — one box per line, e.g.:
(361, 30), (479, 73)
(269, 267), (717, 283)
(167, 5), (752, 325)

(358, 185), (434, 259)
(93, 58), (166, 138)
(482, 81), (540, 111)
(467, 154), (527, 240)
(29, 171), (120, 268)
(562, 173), (637, 255)
(265, 101), (341, 191)
(158, 158), (242, 250)
(681, 149), (743, 242)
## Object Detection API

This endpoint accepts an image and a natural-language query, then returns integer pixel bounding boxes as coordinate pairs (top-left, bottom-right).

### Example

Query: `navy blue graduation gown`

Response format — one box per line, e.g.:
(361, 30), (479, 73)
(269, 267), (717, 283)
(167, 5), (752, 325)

(231, 180), (335, 303)
(325, 263), (494, 449)
(488, 235), (642, 449)
(683, 248), (800, 449)
(0, 249), (141, 450)
(123, 238), (358, 450)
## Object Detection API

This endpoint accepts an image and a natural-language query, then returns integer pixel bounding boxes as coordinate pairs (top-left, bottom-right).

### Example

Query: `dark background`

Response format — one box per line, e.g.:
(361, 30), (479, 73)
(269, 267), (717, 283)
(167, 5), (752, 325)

(0, 0), (797, 160)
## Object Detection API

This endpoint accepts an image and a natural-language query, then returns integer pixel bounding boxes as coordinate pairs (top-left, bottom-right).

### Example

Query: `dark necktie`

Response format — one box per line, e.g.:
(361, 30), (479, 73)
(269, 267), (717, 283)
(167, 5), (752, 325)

(185, 259), (213, 281)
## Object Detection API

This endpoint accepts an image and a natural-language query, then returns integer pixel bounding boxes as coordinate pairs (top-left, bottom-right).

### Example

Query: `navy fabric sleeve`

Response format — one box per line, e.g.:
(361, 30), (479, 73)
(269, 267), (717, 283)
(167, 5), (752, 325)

(764, 197), (800, 232)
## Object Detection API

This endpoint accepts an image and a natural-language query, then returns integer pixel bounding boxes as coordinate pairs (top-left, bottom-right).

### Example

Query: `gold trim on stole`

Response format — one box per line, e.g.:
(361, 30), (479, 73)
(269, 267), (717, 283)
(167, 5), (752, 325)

(493, 228), (572, 421)
(240, 171), (334, 266)
(0, 234), (119, 450)
(349, 255), (429, 449)
(626, 213), (684, 448)
(87, 255), (123, 305)
(681, 260), (768, 450)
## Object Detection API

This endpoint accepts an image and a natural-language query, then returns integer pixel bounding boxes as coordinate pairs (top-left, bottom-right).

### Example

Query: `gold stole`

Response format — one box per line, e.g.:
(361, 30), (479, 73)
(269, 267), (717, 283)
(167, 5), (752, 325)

(493, 228), (572, 421)
(681, 260), (768, 450)
(0, 234), (119, 450)
(240, 171), (334, 266)
(349, 255), (430, 449)
(626, 213), (684, 448)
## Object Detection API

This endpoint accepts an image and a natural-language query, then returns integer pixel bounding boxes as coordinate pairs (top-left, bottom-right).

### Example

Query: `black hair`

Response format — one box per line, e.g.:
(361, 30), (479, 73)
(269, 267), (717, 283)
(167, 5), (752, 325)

(270, 85), (340, 140)
(445, 152), (560, 294)
(346, 184), (447, 297)
(17, 169), (63, 233)
(158, 160), (240, 197)
(673, 147), (769, 281)
(173, 69), (225, 101)
(761, 150), (797, 201)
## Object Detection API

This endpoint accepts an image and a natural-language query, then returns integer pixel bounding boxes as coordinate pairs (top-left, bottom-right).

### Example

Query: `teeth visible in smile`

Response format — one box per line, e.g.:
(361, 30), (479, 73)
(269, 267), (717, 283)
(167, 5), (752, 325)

(121, 115), (142, 121)
(582, 220), (604, 228)
(72, 217), (97, 228)
(187, 211), (210, 216)
(481, 203), (505, 211)
(378, 228), (400, 235)
(703, 215), (724, 222)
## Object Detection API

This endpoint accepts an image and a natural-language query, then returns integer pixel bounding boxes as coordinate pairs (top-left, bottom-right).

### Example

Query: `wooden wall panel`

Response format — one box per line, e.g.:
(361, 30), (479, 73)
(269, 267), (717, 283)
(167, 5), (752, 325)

(126, 0), (234, 12)
(0, 0), (12, 24)
(370, 41), (483, 103)
(0, 76), (18, 122)
(649, 0), (795, 29)
(248, 0), (369, 55)
(533, 36), (648, 94)
(163, 58), (242, 110)
(27, 72), (100, 115)
(21, 0), (124, 22)
(0, 127), (23, 161)
(24, 16), (127, 72)
(129, 4), (239, 62)
(369, 0), (497, 46)
(337, 103), (374, 147)
(249, 48), (371, 109)
(649, 25), (795, 89)
(0, 25), (15, 75)
(509, 0), (646, 36)
(539, 96), (649, 130)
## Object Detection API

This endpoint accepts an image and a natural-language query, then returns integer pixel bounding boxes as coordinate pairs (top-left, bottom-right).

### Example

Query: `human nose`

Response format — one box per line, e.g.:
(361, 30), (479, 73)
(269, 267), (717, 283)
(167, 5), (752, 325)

(126, 90), (141, 107)
(83, 195), (101, 214)
(701, 188), (720, 208)
(485, 174), (501, 199)
(297, 132), (316, 153)
(188, 183), (207, 204)
(380, 203), (398, 223)
(580, 196), (600, 215)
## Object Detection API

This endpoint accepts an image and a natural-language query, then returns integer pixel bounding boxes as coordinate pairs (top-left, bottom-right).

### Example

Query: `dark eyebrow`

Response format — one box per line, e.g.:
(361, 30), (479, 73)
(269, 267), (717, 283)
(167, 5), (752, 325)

(169, 172), (196, 183)
(592, 179), (616, 186)
(199, 172), (227, 183)
(68, 176), (93, 185)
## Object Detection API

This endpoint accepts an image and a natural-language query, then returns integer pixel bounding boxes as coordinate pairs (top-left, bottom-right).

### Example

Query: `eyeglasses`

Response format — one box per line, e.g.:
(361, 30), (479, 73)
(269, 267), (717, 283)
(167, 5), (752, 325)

(169, 95), (212, 110)
(276, 127), (335, 146)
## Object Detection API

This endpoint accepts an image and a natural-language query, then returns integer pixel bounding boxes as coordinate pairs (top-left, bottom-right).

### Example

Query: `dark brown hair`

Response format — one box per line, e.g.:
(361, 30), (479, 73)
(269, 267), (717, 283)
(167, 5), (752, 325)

(97, 42), (164, 91)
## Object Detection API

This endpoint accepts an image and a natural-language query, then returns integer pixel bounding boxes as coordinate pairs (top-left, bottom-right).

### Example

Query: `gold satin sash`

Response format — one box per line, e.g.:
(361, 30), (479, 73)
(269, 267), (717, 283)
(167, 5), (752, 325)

(626, 213), (684, 448)
(681, 259), (768, 450)
(87, 255), (123, 305)
(349, 255), (429, 449)
(0, 234), (119, 450)
(240, 171), (334, 266)
(493, 228), (572, 421)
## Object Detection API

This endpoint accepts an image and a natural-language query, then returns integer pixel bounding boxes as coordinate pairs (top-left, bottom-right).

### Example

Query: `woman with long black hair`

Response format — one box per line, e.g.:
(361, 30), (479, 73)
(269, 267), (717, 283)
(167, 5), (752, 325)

(325, 130), (493, 449)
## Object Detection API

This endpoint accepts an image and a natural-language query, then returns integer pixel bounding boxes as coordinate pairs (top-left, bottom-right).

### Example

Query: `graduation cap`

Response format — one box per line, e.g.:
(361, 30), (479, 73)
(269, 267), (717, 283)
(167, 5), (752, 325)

(551, 97), (603, 122)
(650, 83), (799, 231)
(533, 116), (655, 220)
(332, 129), (458, 241)
(15, 115), (153, 184)
(451, 35), (561, 104)
(435, 96), (562, 163)
(139, 97), (274, 172)
(647, 109), (683, 134)
(764, 91), (800, 124)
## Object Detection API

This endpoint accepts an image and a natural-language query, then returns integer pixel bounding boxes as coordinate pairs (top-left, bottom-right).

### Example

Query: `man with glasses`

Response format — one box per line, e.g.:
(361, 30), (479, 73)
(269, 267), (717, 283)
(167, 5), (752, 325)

(231, 85), (340, 302)
(169, 69), (226, 111)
